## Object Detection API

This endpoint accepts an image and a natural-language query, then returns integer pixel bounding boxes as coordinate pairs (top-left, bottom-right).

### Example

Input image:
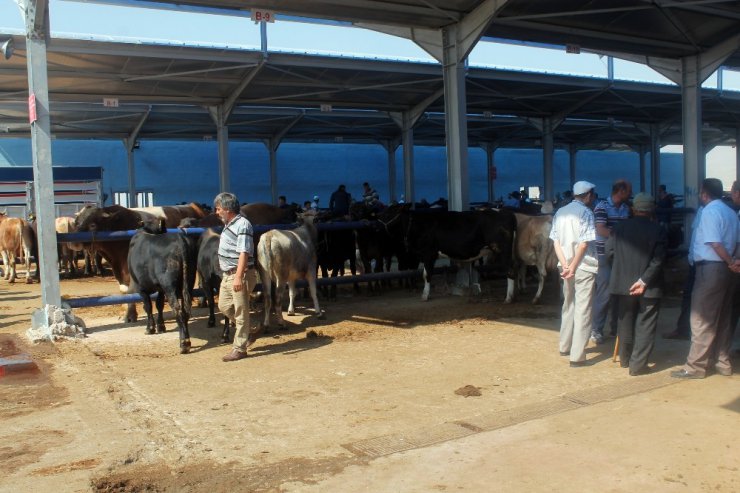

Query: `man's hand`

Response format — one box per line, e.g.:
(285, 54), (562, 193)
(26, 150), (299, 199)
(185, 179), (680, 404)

(233, 276), (243, 292)
(730, 258), (740, 274)
(560, 265), (574, 280)
(629, 280), (646, 296)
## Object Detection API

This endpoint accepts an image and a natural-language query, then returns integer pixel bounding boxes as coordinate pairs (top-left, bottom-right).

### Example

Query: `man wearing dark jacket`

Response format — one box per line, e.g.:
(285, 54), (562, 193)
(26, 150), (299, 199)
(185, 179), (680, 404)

(606, 192), (667, 376)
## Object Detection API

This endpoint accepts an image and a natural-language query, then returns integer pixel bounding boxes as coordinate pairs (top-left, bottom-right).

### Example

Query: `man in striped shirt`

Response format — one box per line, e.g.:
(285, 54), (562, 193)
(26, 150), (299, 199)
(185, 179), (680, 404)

(215, 192), (257, 362)
(591, 179), (632, 344)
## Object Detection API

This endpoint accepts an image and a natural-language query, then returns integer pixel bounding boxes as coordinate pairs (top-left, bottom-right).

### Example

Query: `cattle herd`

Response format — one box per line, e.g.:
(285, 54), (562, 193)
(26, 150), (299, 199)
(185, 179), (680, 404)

(0, 202), (558, 354)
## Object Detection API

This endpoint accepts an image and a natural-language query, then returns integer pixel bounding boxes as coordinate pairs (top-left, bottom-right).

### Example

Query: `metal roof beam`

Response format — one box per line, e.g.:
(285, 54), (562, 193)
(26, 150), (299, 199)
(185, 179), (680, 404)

(125, 107), (151, 151)
(223, 59), (265, 119)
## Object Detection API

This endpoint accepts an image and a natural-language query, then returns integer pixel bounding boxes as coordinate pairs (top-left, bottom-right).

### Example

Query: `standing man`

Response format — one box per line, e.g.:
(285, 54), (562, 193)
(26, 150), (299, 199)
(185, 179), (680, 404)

(214, 192), (258, 362)
(606, 193), (666, 376)
(329, 184), (351, 218)
(550, 181), (599, 367)
(672, 178), (740, 379)
(591, 179), (632, 344)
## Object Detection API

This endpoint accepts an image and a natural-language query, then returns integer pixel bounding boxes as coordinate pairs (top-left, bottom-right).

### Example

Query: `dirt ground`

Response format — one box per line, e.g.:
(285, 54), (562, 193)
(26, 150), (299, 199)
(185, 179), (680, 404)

(0, 262), (738, 493)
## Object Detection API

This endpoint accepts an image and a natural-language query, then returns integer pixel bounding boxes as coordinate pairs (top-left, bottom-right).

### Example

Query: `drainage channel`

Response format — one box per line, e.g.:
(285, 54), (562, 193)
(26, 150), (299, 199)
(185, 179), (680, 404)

(343, 373), (677, 458)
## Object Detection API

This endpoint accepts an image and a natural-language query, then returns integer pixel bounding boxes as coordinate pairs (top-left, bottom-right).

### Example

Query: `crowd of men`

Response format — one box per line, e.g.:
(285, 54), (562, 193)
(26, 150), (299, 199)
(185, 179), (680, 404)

(217, 177), (739, 372)
(549, 177), (739, 377)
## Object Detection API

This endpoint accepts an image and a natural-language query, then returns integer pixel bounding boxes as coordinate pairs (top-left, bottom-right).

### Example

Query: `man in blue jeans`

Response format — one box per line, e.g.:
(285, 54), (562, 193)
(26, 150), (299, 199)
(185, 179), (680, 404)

(592, 179), (632, 344)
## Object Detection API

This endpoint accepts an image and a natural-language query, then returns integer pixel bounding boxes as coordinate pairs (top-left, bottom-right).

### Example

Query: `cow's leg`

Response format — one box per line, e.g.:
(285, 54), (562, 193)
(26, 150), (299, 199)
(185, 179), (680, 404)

(23, 246), (32, 283)
(222, 317), (231, 343)
(532, 263), (547, 304)
(319, 265), (329, 299)
(307, 273), (324, 319)
(1, 250), (10, 280)
(330, 266), (338, 300)
(203, 279), (216, 328)
(286, 281), (297, 316)
(349, 255), (360, 294)
(155, 292), (166, 333)
(165, 287), (190, 354)
(421, 261), (433, 301)
(274, 280), (286, 327)
(261, 276), (273, 328)
(141, 293), (156, 335)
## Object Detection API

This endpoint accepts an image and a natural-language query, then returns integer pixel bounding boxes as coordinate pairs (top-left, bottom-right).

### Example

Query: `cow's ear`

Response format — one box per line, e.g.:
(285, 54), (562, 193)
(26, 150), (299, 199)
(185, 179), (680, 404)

(102, 211), (111, 219)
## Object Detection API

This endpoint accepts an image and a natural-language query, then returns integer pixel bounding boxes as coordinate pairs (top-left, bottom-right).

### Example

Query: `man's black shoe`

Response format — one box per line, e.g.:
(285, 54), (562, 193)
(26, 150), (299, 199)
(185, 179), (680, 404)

(570, 360), (588, 367)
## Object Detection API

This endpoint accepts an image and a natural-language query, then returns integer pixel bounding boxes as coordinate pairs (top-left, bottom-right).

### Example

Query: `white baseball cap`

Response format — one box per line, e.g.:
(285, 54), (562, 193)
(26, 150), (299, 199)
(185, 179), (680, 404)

(573, 181), (596, 195)
(313, 195), (319, 200)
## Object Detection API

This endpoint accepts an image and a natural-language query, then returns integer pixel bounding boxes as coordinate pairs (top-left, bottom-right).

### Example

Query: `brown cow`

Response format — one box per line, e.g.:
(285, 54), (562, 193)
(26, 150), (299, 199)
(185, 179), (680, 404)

(74, 203), (205, 322)
(506, 213), (558, 304)
(240, 202), (297, 226)
(55, 216), (83, 276)
(133, 203), (207, 228)
(0, 213), (34, 283)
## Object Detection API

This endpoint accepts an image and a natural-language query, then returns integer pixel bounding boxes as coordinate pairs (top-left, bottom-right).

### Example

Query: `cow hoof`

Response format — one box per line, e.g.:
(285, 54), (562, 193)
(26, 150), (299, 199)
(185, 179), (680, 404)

(145, 328), (155, 335)
(180, 341), (191, 354)
(317, 312), (325, 320)
(287, 312), (296, 317)
(207, 320), (215, 328)
(531, 298), (540, 305)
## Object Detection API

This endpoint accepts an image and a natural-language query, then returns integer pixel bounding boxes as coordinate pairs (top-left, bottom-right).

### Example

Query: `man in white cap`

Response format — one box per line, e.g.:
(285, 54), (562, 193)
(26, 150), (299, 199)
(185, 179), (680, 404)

(310, 195), (320, 211)
(549, 181), (599, 367)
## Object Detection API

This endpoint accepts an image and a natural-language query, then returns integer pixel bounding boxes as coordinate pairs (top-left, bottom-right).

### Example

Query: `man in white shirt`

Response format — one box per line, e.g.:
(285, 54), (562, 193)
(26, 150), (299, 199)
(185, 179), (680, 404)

(672, 178), (740, 378)
(549, 181), (599, 367)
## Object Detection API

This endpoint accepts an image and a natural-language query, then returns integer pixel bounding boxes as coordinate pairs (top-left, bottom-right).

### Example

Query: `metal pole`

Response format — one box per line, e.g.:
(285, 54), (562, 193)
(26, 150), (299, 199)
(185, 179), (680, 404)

(24, 0), (60, 306)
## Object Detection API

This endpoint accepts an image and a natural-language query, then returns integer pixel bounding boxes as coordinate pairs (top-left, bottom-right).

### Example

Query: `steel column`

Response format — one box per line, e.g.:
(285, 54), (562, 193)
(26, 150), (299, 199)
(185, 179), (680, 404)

(681, 57), (704, 211)
(24, 0), (60, 306)
(217, 115), (230, 193)
(543, 118), (555, 202)
(638, 145), (646, 193)
(442, 25), (469, 212)
(126, 146), (137, 207)
(402, 112), (415, 205)
(568, 144), (577, 188)
(650, 124), (661, 198)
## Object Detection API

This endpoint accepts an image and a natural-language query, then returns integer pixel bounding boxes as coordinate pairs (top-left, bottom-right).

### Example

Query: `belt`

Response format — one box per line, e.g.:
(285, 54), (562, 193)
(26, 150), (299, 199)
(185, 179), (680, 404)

(695, 260), (723, 266)
(223, 266), (254, 275)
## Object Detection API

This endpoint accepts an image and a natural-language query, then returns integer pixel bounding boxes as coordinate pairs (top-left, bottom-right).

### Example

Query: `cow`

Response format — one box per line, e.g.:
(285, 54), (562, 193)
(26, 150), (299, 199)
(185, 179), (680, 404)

(0, 213), (34, 283)
(127, 221), (197, 354)
(507, 213), (558, 304)
(377, 204), (517, 301)
(257, 216), (324, 329)
(132, 203), (208, 228)
(55, 216), (83, 276)
(73, 204), (197, 322)
(315, 214), (359, 300)
(179, 215), (230, 342)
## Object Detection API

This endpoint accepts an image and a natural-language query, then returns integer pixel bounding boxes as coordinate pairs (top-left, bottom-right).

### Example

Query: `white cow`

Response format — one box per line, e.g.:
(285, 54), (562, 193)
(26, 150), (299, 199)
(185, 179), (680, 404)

(506, 213), (558, 304)
(257, 217), (324, 328)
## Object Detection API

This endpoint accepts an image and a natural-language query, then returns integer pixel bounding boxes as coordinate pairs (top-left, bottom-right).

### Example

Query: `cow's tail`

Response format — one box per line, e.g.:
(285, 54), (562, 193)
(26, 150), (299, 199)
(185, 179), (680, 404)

(181, 237), (194, 316)
(256, 233), (273, 306)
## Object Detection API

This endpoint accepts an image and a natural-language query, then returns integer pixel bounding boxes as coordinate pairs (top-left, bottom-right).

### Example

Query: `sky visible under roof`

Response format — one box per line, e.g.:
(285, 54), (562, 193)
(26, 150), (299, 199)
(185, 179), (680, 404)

(3, 0), (740, 89)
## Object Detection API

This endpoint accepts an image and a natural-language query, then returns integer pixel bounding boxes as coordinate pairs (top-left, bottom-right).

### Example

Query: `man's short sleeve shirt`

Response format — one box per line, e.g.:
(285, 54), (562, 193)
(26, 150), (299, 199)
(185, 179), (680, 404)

(593, 196), (630, 255)
(218, 214), (254, 272)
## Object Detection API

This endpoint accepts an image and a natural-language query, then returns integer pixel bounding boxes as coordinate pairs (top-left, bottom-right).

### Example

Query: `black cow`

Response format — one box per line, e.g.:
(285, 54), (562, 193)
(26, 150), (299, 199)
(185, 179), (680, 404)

(377, 204), (516, 301)
(127, 222), (197, 354)
(315, 214), (359, 300)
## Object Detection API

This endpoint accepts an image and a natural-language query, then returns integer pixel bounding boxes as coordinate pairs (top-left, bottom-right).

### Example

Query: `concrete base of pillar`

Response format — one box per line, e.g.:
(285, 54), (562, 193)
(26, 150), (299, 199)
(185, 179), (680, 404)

(27, 304), (87, 342)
